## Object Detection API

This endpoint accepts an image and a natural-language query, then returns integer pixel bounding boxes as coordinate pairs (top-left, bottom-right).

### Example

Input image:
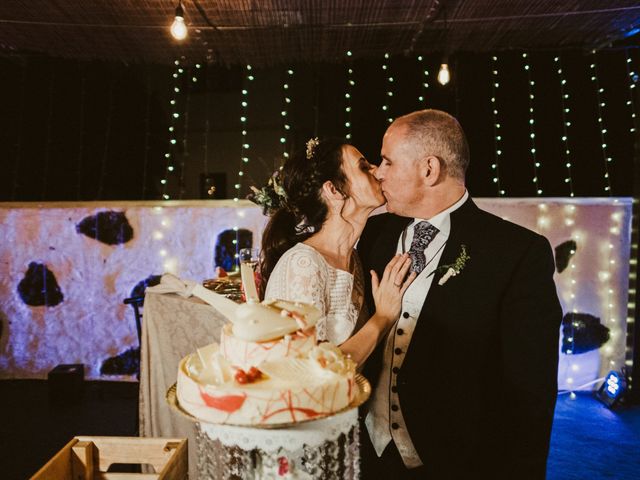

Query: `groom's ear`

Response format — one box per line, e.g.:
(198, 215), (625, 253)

(422, 155), (443, 186)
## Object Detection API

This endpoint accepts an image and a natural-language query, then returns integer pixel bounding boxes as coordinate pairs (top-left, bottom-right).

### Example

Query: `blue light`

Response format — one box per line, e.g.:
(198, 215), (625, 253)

(597, 370), (627, 407)
(624, 27), (640, 38)
(604, 372), (621, 399)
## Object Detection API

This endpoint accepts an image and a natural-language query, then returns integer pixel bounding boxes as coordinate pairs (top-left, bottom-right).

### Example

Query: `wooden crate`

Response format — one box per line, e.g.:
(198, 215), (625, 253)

(31, 436), (187, 480)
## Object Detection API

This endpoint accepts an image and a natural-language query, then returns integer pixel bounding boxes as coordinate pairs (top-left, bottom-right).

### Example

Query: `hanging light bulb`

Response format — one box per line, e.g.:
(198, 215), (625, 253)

(438, 63), (450, 85)
(170, 1), (187, 40)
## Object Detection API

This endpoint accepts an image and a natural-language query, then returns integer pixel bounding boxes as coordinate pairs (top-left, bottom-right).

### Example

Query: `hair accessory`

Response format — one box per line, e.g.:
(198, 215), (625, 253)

(248, 168), (288, 215)
(306, 137), (320, 160)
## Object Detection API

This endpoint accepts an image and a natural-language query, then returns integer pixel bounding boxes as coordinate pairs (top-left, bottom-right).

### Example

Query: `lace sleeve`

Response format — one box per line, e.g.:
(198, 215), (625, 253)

(264, 245), (329, 339)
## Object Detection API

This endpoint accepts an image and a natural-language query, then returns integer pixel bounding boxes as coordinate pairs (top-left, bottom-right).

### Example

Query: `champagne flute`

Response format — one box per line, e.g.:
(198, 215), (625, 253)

(239, 248), (260, 301)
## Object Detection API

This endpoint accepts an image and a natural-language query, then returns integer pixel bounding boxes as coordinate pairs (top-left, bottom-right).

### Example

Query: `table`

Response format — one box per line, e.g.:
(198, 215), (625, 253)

(139, 292), (226, 479)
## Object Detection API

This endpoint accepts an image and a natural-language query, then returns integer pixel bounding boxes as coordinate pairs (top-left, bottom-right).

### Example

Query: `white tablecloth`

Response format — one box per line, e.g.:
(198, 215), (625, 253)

(139, 291), (226, 479)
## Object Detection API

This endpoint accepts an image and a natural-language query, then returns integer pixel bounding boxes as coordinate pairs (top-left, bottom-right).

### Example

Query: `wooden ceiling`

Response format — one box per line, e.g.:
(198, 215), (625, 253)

(1, 1), (639, 66)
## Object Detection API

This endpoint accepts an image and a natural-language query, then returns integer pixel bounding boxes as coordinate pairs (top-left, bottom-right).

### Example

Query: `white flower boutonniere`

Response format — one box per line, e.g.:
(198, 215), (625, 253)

(437, 244), (470, 286)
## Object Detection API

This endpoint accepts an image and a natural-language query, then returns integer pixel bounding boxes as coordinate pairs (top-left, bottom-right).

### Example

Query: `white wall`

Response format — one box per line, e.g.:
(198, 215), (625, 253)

(0, 198), (632, 390)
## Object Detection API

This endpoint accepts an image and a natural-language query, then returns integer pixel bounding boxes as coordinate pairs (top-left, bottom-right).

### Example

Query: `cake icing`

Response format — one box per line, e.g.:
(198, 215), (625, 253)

(177, 287), (357, 425)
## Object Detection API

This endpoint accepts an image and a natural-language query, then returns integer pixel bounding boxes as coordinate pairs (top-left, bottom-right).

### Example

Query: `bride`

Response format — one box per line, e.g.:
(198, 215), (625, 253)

(251, 138), (415, 367)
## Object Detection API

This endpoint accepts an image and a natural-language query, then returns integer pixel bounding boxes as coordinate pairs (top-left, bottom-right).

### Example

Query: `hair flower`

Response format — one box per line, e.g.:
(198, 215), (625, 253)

(306, 137), (320, 159)
(248, 169), (288, 215)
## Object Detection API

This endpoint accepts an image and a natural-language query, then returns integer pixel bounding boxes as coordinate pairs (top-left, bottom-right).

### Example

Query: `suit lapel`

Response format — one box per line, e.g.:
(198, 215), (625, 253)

(370, 215), (412, 275)
(418, 197), (479, 319)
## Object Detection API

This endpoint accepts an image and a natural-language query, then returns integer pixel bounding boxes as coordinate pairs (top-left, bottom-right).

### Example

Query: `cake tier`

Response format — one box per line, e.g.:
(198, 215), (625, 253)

(177, 344), (356, 426)
(220, 323), (317, 370)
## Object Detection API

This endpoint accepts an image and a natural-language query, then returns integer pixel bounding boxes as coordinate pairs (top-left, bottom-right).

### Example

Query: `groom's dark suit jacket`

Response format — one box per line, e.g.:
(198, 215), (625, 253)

(358, 198), (562, 479)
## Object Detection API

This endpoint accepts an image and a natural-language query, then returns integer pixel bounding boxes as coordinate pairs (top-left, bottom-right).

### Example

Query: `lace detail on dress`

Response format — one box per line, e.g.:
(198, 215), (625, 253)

(264, 243), (360, 344)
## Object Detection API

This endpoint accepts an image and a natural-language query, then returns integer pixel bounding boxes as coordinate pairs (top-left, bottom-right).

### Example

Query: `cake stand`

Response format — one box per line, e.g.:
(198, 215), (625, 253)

(166, 374), (370, 479)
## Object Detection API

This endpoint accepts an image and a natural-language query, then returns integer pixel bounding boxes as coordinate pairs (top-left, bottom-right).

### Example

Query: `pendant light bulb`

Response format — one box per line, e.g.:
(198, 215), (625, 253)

(438, 63), (450, 86)
(171, 2), (188, 40)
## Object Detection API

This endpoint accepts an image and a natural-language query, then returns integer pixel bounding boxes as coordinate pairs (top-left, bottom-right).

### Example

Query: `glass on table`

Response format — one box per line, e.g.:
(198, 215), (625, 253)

(239, 247), (260, 269)
(239, 248), (260, 301)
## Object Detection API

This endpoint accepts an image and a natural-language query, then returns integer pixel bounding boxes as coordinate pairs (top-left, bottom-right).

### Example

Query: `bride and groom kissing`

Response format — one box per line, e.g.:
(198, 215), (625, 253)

(251, 109), (562, 479)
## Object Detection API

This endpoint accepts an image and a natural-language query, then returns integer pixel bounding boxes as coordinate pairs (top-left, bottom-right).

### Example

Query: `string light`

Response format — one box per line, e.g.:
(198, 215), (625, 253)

(554, 55), (574, 197)
(175, 64), (199, 199)
(281, 68), (294, 158)
(345, 52), (354, 140)
(590, 52), (612, 194)
(490, 55), (505, 196)
(235, 64), (254, 202)
(625, 49), (638, 134)
(561, 203), (578, 394)
(523, 53), (542, 195)
(381, 53), (394, 124)
(161, 59), (185, 201)
(170, 1), (187, 41)
(600, 204), (624, 372)
(417, 55), (429, 106)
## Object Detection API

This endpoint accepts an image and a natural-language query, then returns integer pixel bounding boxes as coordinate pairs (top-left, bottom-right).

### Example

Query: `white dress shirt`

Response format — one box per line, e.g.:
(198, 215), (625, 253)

(366, 190), (469, 468)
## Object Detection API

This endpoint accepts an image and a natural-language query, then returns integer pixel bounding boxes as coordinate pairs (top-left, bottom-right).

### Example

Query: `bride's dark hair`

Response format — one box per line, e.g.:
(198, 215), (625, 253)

(259, 138), (349, 297)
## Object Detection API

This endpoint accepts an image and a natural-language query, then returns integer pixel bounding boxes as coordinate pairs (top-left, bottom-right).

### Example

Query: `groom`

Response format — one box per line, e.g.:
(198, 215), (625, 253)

(358, 109), (562, 479)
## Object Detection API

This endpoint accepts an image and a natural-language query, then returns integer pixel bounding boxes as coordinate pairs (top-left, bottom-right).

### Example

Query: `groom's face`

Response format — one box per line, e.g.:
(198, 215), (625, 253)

(377, 124), (424, 216)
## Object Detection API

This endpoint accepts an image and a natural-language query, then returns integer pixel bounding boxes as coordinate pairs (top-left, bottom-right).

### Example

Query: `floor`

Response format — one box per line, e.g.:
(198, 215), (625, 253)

(0, 381), (638, 479)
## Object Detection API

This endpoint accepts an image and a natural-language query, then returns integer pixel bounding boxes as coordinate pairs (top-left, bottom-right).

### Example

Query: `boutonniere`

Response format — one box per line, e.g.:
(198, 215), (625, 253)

(436, 244), (470, 286)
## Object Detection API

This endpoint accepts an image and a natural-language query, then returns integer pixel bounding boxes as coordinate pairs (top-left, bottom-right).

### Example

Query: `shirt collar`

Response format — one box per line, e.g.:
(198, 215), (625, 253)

(409, 189), (468, 238)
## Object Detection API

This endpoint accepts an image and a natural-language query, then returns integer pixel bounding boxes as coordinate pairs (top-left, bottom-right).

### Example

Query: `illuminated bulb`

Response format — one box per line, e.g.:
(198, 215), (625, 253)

(170, 2), (188, 40)
(437, 63), (450, 86)
(537, 216), (550, 228)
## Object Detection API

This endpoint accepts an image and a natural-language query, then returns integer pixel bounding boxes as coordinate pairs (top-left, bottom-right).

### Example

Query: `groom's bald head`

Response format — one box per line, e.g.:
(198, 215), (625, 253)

(392, 109), (469, 181)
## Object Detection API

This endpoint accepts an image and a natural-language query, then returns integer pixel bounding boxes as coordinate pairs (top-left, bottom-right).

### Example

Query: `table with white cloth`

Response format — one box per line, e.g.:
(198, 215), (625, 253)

(139, 291), (225, 480)
(139, 290), (361, 480)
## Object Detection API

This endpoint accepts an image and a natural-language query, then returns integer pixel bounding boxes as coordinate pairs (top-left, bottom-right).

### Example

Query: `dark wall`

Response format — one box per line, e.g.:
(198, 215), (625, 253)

(0, 49), (638, 201)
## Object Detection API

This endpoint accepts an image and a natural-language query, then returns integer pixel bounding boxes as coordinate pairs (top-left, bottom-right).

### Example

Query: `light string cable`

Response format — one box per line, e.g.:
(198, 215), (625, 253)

(523, 52), (542, 195)
(554, 55), (575, 197)
(235, 64), (254, 203)
(161, 59), (185, 200)
(590, 51), (613, 194)
(345, 51), (354, 140)
(490, 55), (505, 196)
(282, 67), (294, 158)
(382, 52), (394, 124)
(417, 54), (430, 107)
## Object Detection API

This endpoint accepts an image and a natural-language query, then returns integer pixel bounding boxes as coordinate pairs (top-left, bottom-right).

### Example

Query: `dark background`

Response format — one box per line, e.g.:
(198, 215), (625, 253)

(0, 48), (638, 201)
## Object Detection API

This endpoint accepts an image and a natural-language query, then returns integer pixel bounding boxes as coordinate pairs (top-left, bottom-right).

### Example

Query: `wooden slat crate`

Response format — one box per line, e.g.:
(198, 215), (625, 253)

(30, 436), (187, 480)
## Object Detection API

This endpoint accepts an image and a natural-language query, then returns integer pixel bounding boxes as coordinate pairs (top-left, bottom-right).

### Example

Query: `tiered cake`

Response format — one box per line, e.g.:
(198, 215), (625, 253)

(176, 287), (357, 426)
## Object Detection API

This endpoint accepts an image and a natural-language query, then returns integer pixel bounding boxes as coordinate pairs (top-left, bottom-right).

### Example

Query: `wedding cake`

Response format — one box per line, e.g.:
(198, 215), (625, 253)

(176, 287), (357, 426)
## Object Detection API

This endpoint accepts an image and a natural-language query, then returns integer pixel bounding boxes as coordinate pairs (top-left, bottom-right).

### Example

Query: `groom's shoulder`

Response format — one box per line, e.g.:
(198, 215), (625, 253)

(359, 212), (404, 251)
(363, 212), (406, 235)
(473, 203), (548, 247)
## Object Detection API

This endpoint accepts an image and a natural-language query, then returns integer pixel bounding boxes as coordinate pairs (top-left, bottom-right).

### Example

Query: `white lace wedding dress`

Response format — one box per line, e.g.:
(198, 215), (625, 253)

(264, 242), (367, 345)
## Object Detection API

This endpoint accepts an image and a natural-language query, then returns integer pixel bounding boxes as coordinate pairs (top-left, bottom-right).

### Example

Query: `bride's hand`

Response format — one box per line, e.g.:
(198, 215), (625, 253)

(370, 253), (416, 324)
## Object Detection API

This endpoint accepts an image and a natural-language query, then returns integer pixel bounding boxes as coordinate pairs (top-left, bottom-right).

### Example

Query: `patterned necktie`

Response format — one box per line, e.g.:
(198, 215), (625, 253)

(408, 221), (439, 274)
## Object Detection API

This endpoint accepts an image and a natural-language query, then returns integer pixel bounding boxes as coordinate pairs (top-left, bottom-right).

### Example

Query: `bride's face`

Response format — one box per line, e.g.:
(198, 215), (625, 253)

(340, 145), (385, 209)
